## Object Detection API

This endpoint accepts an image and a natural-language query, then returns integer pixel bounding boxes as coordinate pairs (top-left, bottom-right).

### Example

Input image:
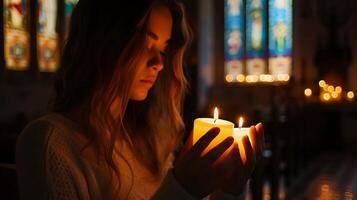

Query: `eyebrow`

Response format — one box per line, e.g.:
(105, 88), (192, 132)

(147, 31), (171, 44)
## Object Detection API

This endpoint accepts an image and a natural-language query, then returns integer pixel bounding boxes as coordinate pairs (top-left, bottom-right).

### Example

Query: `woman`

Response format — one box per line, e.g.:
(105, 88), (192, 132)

(16, 0), (264, 199)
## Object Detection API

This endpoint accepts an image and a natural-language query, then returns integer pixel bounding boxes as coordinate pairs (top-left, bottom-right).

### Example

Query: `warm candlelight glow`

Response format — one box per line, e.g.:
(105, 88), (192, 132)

(319, 80), (326, 88)
(331, 92), (338, 99)
(246, 75), (259, 83)
(225, 74), (234, 82)
(236, 74), (245, 82)
(323, 85), (329, 92)
(304, 88), (312, 97)
(328, 86), (334, 93)
(335, 86), (342, 93)
(259, 74), (274, 82)
(214, 107), (219, 121)
(234, 117), (250, 164)
(266, 74), (274, 82)
(259, 75), (265, 82)
(239, 117), (243, 128)
(323, 93), (331, 101)
(277, 74), (290, 81)
(347, 91), (355, 100)
(283, 74), (290, 81)
(193, 107), (234, 159)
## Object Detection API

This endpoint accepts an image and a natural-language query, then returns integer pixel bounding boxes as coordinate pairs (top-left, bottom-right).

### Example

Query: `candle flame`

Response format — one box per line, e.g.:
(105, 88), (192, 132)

(239, 117), (244, 128)
(213, 107), (219, 123)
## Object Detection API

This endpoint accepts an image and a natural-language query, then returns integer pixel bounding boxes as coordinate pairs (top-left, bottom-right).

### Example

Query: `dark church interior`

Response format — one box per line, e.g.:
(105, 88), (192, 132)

(1, 0), (357, 199)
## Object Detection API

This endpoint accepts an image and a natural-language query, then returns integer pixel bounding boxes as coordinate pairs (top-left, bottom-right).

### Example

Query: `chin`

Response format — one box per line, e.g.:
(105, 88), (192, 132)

(130, 93), (148, 101)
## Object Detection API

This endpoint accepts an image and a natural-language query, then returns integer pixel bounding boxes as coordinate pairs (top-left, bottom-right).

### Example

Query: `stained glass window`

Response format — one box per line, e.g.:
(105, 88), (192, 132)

(246, 0), (267, 76)
(224, 0), (245, 82)
(4, 0), (31, 70)
(37, 0), (60, 72)
(268, 0), (292, 81)
(224, 0), (292, 83)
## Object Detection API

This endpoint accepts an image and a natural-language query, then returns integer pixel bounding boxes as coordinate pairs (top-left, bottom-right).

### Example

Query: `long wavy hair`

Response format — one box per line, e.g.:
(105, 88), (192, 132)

(52, 0), (191, 198)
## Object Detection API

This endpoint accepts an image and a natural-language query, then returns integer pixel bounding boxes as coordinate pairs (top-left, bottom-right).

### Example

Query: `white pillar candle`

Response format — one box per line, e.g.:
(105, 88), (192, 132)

(233, 117), (250, 164)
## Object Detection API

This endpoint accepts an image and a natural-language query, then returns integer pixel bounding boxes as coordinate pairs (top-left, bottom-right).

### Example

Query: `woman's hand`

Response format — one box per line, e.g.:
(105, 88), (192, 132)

(220, 123), (265, 195)
(173, 127), (235, 199)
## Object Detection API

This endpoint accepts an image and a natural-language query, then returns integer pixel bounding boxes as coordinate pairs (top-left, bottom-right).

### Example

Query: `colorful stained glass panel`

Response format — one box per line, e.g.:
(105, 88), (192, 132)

(246, 0), (267, 76)
(268, 0), (292, 79)
(4, 0), (30, 70)
(37, 0), (60, 72)
(225, 0), (245, 81)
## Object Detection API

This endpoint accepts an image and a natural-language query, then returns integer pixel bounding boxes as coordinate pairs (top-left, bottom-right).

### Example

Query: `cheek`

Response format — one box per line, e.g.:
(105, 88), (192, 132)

(130, 83), (150, 101)
(130, 75), (150, 101)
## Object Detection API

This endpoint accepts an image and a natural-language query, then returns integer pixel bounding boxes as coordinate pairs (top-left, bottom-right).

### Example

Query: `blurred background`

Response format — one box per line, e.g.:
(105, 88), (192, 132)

(1, 0), (357, 199)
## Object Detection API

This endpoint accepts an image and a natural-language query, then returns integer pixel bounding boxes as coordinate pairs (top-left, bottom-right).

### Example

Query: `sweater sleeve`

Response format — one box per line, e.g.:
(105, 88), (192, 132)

(16, 120), (89, 200)
(45, 129), (88, 200)
(16, 120), (52, 200)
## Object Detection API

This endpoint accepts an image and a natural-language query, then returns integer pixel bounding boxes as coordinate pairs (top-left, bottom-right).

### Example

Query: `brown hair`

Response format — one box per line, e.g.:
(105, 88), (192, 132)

(52, 0), (191, 198)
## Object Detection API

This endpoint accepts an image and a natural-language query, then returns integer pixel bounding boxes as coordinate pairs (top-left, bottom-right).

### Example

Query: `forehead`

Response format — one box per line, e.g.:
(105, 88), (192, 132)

(147, 5), (173, 40)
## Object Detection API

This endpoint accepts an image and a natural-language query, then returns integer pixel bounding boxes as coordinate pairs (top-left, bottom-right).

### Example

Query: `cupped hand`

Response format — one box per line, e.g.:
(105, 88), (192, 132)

(220, 123), (265, 195)
(173, 127), (235, 198)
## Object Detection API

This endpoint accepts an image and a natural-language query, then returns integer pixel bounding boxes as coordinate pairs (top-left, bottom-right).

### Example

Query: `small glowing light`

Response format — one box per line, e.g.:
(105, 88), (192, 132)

(214, 107), (219, 121)
(246, 75), (259, 83)
(304, 88), (312, 97)
(283, 74), (290, 81)
(259, 74), (266, 82)
(277, 74), (284, 81)
(260, 74), (274, 82)
(239, 117), (244, 128)
(319, 80), (326, 88)
(236, 74), (245, 82)
(225, 74), (234, 82)
(323, 84), (329, 91)
(331, 92), (338, 99)
(335, 86), (342, 93)
(265, 74), (274, 82)
(277, 74), (290, 81)
(328, 86), (334, 93)
(323, 93), (331, 101)
(347, 91), (354, 100)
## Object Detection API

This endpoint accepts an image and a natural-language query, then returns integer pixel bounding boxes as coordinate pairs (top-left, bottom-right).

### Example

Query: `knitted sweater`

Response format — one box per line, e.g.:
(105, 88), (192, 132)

(16, 113), (244, 200)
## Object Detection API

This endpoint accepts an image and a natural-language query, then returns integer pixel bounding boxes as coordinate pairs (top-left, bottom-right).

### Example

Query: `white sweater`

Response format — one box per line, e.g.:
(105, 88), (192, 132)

(16, 113), (244, 200)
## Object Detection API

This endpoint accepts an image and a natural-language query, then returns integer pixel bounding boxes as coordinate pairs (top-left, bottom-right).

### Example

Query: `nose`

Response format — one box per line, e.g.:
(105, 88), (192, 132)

(147, 48), (164, 72)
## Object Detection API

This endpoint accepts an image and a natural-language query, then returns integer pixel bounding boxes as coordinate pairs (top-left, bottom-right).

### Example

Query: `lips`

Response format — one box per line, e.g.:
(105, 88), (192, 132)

(140, 79), (155, 84)
(140, 77), (156, 87)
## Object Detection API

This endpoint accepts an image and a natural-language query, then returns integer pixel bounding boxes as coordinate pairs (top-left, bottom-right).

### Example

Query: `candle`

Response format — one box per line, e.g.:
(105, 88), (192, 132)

(193, 107), (234, 156)
(233, 117), (250, 164)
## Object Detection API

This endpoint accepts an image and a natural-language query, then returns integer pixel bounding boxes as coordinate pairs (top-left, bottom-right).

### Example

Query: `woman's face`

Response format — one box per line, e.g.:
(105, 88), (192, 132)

(130, 5), (173, 101)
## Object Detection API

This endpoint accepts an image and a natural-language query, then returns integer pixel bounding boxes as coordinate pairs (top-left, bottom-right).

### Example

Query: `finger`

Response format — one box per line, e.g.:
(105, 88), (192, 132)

(227, 142), (244, 170)
(202, 136), (234, 164)
(181, 130), (194, 156)
(256, 123), (265, 150)
(250, 126), (263, 161)
(242, 135), (255, 174)
(248, 126), (258, 155)
(214, 143), (242, 180)
(190, 127), (220, 157)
